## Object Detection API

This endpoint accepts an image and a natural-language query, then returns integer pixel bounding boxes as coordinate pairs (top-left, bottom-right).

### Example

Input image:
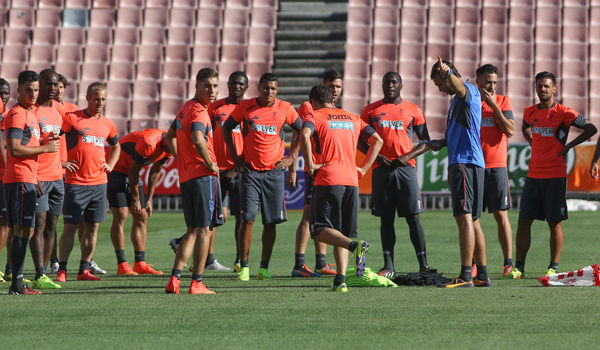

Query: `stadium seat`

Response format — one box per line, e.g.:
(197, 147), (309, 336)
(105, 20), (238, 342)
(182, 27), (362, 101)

(507, 78), (534, 98)
(249, 27), (274, 46)
(425, 44), (452, 62)
(136, 61), (162, 80)
(252, 0), (277, 8)
(508, 25), (533, 43)
(168, 27), (193, 45)
(509, 6), (533, 26)
(375, 0), (400, 6)
(250, 8), (276, 28)
(424, 97), (451, 118)
(192, 43), (219, 63)
(39, 0), (64, 8)
(109, 62), (135, 80)
(84, 44), (110, 62)
(507, 42), (533, 61)
(456, 24), (480, 43)
(170, 9), (196, 27)
(343, 78), (369, 99)
(78, 80), (98, 100)
(29, 45), (55, 63)
(535, 60), (561, 78)
(140, 27), (167, 45)
(114, 28), (139, 45)
(535, 26), (560, 44)
(9, 9), (35, 27)
(346, 43), (372, 62)
(563, 25), (587, 43)
(1, 45), (28, 62)
(399, 60), (425, 80)
(81, 62), (108, 80)
(562, 61), (587, 79)
(89, 9), (115, 27)
(374, 26), (399, 44)
(343, 61), (370, 80)
(482, 7), (506, 25)
(110, 117), (129, 138)
(341, 97), (368, 116)
(117, 8), (143, 27)
(454, 43), (479, 62)
(194, 27), (220, 45)
(132, 100), (159, 119)
(111, 44), (137, 61)
(217, 61), (244, 81)
(28, 62), (53, 74)
(536, 6), (561, 27)
(162, 62), (189, 80)
(456, 0), (481, 7)
(65, 0), (91, 8)
(401, 7), (426, 26)
(199, 0), (223, 8)
(133, 80), (159, 101)
(0, 63), (26, 80)
(562, 42), (587, 63)
(222, 27), (248, 45)
(402, 78), (424, 100)
(131, 118), (157, 131)
(481, 24), (506, 43)
(104, 99), (131, 119)
(399, 43), (425, 61)
(348, 0), (374, 7)
(159, 98), (185, 121)
(92, 0), (116, 8)
(60, 28), (85, 45)
(427, 25), (453, 44)
(197, 8), (223, 28)
(161, 80), (187, 98)
(373, 44), (399, 62)
(106, 81), (132, 100)
(374, 7), (400, 27)
(507, 60), (533, 79)
(57, 45), (83, 62)
(481, 43), (506, 62)
(223, 8), (249, 27)
(87, 27), (112, 44)
(535, 43), (560, 62)
(146, 0), (171, 8)
(4, 28), (32, 45)
(346, 26), (372, 44)
(247, 44), (273, 63)
(221, 44), (247, 61)
(138, 45), (163, 62)
(400, 26), (426, 43)
(561, 78), (587, 98)
(429, 7), (454, 26)
(36, 9), (62, 27)
(119, 0), (143, 8)
(190, 63), (217, 80)
(347, 7), (373, 27)
(165, 44), (190, 62)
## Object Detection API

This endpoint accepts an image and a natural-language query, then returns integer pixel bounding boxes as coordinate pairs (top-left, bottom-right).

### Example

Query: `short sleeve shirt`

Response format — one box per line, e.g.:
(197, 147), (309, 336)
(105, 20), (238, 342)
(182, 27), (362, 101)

(228, 98), (301, 171)
(298, 101), (319, 172)
(112, 129), (172, 175)
(59, 101), (80, 164)
(480, 95), (514, 168)
(0, 100), (5, 179)
(208, 98), (243, 171)
(34, 101), (65, 181)
(446, 83), (485, 168)
(524, 102), (586, 179)
(4, 104), (41, 184)
(172, 99), (218, 183)
(62, 109), (118, 185)
(361, 99), (427, 169)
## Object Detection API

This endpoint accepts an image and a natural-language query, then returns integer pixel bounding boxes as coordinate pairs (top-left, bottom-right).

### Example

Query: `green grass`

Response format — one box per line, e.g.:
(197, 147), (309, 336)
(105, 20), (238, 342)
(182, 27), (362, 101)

(1, 210), (600, 349)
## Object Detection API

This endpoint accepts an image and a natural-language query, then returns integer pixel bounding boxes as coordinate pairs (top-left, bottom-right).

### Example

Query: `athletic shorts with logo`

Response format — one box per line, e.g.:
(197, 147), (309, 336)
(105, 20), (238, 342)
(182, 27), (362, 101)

(219, 169), (240, 215)
(180, 175), (224, 228)
(519, 177), (568, 222)
(63, 183), (107, 224)
(482, 167), (512, 213)
(310, 185), (358, 239)
(0, 181), (6, 219)
(35, 179), (65, 216)
(372, 165), (423, 217)
(4, 182), (37, 228)
(240, 168), (287, 226)
(304, 171), (314, 206)
(107, 171), (146, 209)
(449, 163), (484, 219)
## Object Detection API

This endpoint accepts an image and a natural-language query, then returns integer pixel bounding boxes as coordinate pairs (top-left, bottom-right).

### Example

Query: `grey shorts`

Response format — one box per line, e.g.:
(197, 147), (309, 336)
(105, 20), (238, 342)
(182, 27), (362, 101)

(0, 181), (6, 219)
(240, 168), (287, 226)
(304, 171), (315, 206)
(372, 165), (424, 217)
(309, 185), (358, 239)
(219, 169), (241, 215)
(63, 183), (108, 224)
(482, 167), (512, 213)
(181, 175), (224, 228)
(107, 171), (146, 209)
(4, 182), (37, 228)
(519, 177), (568, 222)
(36, 179), (65, 216)
(449, 163), (484, 220)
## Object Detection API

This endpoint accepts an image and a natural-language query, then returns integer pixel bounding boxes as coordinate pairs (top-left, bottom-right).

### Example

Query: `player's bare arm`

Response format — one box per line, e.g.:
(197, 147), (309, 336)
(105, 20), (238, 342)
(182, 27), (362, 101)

(144, 161), (165, 217)
(395, 142), (430, 166)
(276, 128), (299, 170)
(357, 139), (391, 167)
(103, 142), (120, 173)
(437, 56), (466, 100)
(7, 136), (59, 157)
(191, 129), (219, 174)
(480, 88), (514, 138)
(522, 120), (533, 146)
(558, 121), (597, 158)
(62, 160), (79, 173)
(590, 137), (600, 179)
(165, 126), (177, 160)
(222, 117), (251, 173)
(357, 132), (383, 178)
(299, 126), (326, 178)
(128, 161), (145, 215)
(0, 130), (6, 169)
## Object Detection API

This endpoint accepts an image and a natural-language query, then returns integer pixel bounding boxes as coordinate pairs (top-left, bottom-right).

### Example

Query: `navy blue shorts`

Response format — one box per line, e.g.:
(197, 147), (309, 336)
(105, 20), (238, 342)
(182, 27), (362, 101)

(310, 185), (358, 239)
(482, 167), (512, 213)
(180, 175), (224, 228)
(449, 163), (484, 220)
(4, 182), (37, 228)
(519, 177), (568, 222)
(240, 168), (287, 226)
(372, 165), (423, 217)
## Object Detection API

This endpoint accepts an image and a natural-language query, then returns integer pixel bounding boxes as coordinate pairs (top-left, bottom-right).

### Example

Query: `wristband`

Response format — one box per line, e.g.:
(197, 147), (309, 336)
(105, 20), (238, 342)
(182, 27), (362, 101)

(445, 69), (453, 78)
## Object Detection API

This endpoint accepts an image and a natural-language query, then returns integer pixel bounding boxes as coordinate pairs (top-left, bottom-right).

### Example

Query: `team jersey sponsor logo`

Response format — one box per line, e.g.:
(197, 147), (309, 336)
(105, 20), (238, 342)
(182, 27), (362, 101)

(41, 124), (61, 134)
(82, 135), (106, 147)
(327, 114), (353, 120)
(378, 120), (404, 130)
(531, 126), (554, 137)
(31, 128), (41, 138)
(176, 119), (183, 131)
(252, 123), (277, 135)
(217, 121), (241, 133)
(329, 121), (354, 130)
(482, 117), (496, 127)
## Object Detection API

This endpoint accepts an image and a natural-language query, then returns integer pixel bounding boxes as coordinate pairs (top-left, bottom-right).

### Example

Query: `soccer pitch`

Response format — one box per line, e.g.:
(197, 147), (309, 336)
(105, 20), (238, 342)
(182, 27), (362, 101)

(1, 210), (599, 350)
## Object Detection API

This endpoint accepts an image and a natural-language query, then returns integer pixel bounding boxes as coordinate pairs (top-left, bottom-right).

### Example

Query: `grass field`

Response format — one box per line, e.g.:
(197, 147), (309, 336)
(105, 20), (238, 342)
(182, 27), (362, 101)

(1, 210), (600, 349)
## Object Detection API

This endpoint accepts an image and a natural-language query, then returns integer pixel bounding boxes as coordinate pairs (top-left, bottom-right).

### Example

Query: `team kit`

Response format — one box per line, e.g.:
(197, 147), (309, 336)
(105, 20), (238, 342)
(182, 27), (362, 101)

(1, 57), (598, 295)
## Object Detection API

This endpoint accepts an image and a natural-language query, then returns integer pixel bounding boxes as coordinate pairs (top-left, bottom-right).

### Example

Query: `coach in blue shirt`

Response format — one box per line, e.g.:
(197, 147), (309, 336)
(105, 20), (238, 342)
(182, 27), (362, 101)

(428, 57), (490, 288)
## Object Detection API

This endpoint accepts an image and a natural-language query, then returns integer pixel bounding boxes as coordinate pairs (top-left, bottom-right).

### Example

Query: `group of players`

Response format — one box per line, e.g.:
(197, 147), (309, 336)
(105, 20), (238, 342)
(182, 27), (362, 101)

(0, 55), (598, 294)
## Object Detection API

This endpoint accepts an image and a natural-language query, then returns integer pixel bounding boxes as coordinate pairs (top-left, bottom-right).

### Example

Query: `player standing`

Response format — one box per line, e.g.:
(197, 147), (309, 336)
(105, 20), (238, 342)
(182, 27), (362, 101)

(55, 82), (120, 282)
(505, 71), (597, 278)
(299, 84), (382, 291)
(221, 73), (301, 281)
(360, 72), (431, 278)
(0, 78), (10, 282)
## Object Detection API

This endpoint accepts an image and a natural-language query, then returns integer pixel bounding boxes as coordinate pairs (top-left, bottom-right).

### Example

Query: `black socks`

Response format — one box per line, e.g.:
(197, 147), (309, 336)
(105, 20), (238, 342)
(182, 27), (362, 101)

(459, 265), (472, 282)
(240, 260), (249, 268)
(10, 236), (29, 290)
(348, 241), (359, 253)
(515, 261), (525, 273)
(78, 260), (91, 275)
(134, 250), (145, 263)
(333, 274), (346, 286)
(115, 250), (126, 264)
(504, 258), (513, 267)
(407, 217), (428, 268)
(476, 265), (488, 281)
(205, 253), (215, 266)
(294, 253), (305, 270)
(260, 261), (269, 269)
(315, 254), (327, 270)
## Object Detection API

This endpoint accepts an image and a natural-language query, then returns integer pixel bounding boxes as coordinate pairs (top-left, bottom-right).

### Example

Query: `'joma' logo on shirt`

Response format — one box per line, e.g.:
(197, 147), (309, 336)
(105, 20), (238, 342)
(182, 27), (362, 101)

(531, 126), (554, 137)
(482, 117), (495, 127)
(252, 124), (277, 135)
(82, 135), (106, 146)
(378, 120), (404, 130)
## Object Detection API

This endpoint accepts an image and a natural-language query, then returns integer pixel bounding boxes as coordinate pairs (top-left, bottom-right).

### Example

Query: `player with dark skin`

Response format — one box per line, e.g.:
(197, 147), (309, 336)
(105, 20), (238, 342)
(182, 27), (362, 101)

(0, 80), (10, 277)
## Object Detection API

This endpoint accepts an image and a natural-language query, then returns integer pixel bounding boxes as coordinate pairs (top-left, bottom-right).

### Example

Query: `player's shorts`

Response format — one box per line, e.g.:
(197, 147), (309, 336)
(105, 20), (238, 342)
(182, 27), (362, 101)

(519, 177), (568, 222)
(107, 171), (146, 209)
(309, 185), (358, 239)
(303, 171), (315, 206)
(0, 181), (6, 219)
(4, 182), (37, 228)
(240, 168), (287, 226)
(449, 163), (484, 219)
(219, 169), (241, 215)
(181, 175), (224, 228)
(372, 165), (424, 217)
(63, 183), (108, 224)
(36, 180), (65, 216)
(482, 167), (512, 213)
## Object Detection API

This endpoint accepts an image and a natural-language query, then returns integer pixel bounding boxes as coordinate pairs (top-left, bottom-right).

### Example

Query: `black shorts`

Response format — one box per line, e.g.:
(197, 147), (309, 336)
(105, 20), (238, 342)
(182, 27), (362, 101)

(219, 169), (241, 215)
(36, 179), (65, 216)
(4, 182), (37, 228)
(371, 165), (423, 217)
(449, 163), (484, 220)
(63, 183), (108, 224)
(0, 181), (6, 219)
(519, 177), (568, 222)
(181, 175), (224, 228)
(310, 185), (358, 239)
(107, 171), (146, 209)
(482, 167), (512, 213)
(240, 168), (287, 226)
(303, 171), (315, 206)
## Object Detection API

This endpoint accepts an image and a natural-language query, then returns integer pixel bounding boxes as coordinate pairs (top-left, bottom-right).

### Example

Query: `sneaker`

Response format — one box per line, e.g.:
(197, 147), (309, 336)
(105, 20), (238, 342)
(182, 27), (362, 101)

(9, 285), (42, 295)
(32, 274), (62, 289)
(188, 280), (216, 294)
(420, 266), (431, 272)
(4, 274), (31, 283)
(77, 270), (102, 281)
(51, 262), (59, 275)
(0, 276), (4, 283)
(545, 268), (557, 276)
(233, 262), (240, 273)
(353, 241), (369, 278)
(169, 238), (179, 254)
(133, 261), (163, 275)
(502, 267), (522, 279)
(89, 260), (106, 275)
(117, 262), (138, 276)
(377, 267), (396, 279)
(0, 270), (4, 277)
(256, 267), (273, 280)
(471, 264), (477, 278)
(437, 277), (474, 288)
(329, 282), (348, 292)
(502, 265), (513, 277)
(54, 270), (67, 282)
(205, 260), (231, 271)
(237, 267), (249, 281)
(316, 264), (337, 275)
(292, 264), (321, 277)
(473, 277), (492, 287)
(165, 276), (180, 294)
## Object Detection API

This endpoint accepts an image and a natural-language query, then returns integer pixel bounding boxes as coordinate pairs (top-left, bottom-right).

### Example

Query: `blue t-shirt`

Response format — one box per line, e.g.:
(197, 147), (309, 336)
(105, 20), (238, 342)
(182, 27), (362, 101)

(445, 82), (485, 167)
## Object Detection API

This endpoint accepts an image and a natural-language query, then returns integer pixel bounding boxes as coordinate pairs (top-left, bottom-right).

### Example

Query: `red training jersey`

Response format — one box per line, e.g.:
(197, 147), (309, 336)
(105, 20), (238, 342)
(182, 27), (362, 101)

(480, 95), (514, 168)
(0, 100), (5, 179)
(298, 101), (321, 172)
(34, 101), (65, 181)
(4, 104), (41, 184)
(61, 109), (119, 185)
(360, 99), (426, 169)
(229, 98), (301, 171)
(112, 129), (171, 174)
(524, 102), (586, 179)
(58, 101), (80, 165)
(172, 99), (218, 183)
(208, 98), (243, 171)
